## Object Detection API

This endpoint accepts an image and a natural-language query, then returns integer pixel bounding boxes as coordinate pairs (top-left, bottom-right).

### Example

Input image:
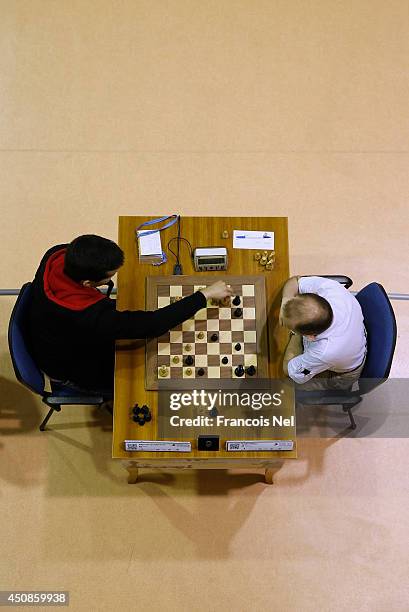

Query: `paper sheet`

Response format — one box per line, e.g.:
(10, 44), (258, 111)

(137, 230), (162, 255)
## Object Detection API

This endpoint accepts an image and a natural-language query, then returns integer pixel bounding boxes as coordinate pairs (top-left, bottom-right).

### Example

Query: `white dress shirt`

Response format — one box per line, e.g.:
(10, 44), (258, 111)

(287, 276), (366, 384)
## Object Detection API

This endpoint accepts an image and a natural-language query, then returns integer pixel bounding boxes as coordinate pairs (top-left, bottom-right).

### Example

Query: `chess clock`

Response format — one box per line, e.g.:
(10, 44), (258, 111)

(193, 247), (228, 271)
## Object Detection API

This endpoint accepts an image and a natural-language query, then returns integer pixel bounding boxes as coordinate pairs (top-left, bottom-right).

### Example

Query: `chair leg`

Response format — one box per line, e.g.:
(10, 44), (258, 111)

(39, 405), (61, 431)
(342, 403), (359, 429)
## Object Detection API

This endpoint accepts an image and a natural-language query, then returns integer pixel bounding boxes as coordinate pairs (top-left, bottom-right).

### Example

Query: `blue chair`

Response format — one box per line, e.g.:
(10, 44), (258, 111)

(295, 282), (397, 429)
(8, 282), (108, 431)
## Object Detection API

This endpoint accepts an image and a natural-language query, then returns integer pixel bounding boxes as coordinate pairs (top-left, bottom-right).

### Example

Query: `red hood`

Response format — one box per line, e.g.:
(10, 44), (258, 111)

(43, 248), (106, 311)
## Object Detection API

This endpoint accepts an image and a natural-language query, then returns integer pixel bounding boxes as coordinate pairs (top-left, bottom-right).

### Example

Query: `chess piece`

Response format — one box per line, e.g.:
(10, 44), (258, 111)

(211, 333), (218, 342)
(197, 368), (205, 376)
(172, 355), (180, 364)
(232, 295), (241, 306)
(254, 252), (261, 261)
(197, 331), (205, 340)
(234, 365), (245, 377)
(234, 308), (242, 318)
(263, 250), (268, 255)
(246, 365), (256, 376)
(260, 256), (267, 266)
(184, 344), (192, 352)
(159, 366), (168, 377)
(234, 343), (241, 351)
(221, 230), (229, 239)
(185, 368), (193, 376)
(185, 355), (194, 366)
(221, 356), (228, 365)
(265, 262), (273, 271)
(269, 251), (275, 260)
(221, 295), (231, 307)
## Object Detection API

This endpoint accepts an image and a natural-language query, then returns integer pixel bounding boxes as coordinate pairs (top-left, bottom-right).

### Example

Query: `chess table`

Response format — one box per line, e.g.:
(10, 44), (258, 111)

(113, 216), (296, 483)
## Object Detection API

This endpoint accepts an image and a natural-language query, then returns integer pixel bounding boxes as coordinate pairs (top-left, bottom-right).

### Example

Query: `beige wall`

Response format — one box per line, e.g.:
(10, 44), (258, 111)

(0, 0), (408, 289)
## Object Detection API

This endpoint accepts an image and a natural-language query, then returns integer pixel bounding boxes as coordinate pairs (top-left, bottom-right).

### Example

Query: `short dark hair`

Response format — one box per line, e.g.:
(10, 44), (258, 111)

(64, 235), (124, 282)
(283, 293), (333, 336)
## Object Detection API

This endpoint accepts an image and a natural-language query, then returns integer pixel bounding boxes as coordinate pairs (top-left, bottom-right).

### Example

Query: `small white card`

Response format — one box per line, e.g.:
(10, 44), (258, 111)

(137, 230), (162, 255)
(233, 230), (274, 250)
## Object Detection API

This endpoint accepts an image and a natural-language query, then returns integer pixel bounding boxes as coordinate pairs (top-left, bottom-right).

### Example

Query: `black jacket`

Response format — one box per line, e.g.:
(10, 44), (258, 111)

(27, 244), (206, 390)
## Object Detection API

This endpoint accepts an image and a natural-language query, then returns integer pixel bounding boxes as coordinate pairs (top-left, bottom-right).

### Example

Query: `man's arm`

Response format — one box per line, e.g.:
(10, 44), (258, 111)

(283, 332), (303, 376)
(279, 276), (300, 325)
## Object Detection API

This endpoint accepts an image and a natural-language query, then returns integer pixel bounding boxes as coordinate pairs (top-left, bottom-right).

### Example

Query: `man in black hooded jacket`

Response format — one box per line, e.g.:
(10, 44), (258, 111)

(27, 234), (231, 395)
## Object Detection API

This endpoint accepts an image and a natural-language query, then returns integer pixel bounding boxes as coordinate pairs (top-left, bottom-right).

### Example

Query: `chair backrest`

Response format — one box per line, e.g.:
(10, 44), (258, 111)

(356, 283), (397, 383)
(8, 282), (45, 395)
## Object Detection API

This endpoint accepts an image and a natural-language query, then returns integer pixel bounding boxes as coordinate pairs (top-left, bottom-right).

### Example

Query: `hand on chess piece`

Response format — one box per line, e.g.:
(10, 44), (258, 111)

(200, 281), (232, 301)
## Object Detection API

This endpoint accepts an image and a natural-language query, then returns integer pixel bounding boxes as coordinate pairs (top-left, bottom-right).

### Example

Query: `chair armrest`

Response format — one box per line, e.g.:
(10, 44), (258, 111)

(318, 275), (353, 289)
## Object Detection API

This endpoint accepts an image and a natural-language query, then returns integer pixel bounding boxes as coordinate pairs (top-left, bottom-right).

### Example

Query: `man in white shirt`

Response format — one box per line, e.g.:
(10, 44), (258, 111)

(281, 276), (367, 389)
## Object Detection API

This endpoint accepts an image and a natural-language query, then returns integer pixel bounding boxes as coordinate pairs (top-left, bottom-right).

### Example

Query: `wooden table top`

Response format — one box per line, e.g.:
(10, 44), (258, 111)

(113, 216), (295, 460)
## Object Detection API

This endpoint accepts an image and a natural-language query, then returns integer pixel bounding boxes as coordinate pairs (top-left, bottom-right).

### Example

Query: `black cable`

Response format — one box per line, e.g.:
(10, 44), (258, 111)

(167, 217), (193, 275)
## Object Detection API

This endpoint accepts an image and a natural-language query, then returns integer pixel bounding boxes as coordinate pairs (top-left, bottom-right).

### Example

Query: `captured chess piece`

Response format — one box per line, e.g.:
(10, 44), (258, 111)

(221, 230), (229, 239)
(234, 365), (245, 377)
(254, 252), (261, 261)
(131, 403), (152, 425)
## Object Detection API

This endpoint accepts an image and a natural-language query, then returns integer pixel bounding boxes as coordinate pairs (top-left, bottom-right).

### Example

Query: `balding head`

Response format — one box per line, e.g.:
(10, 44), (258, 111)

(282, 293), (333, 336)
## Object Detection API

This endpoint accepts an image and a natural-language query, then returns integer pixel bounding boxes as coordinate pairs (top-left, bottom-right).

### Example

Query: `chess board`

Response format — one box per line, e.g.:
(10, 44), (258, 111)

(145, 275), (269, 390)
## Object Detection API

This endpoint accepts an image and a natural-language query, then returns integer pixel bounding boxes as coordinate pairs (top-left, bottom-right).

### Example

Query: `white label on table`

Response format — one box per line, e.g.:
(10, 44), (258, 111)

(233, 230), (274, 250)
(124, 440), (192, 452)
(226, 440), (294, 451)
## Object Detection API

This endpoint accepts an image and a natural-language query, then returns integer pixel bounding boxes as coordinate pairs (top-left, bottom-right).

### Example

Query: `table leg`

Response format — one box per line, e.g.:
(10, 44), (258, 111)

(124, 462), (139, 484)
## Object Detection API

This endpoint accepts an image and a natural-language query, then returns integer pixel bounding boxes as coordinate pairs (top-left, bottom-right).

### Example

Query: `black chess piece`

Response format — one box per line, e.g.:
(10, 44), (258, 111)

(185, 355), (194, 366)
(246, 365), (256, 376)
(234, 308), (242, 318)
(234, 365), (245, 377)
(197, 368), (205, 376)
(209, 407), (218, 417)
(131, 403), (151, 425)
(234, 343), (241, 351)
(211, 333), (218, 342)
(221, 356), (228, 365)
(232, 295), (241, 306)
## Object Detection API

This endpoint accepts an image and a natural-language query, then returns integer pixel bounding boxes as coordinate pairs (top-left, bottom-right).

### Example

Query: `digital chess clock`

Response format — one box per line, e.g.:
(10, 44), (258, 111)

(193, 247), (228, 271)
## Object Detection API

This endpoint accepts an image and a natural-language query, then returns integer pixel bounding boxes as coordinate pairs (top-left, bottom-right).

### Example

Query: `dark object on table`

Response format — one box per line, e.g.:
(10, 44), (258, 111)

(232, 295), (241, 306)
(197, 368), (205, 376)
(246, 365), (256, 376)
(185, 355), (194, 366)
(221, 356), (228, 365)
(198, 435), (220, 451)
(234, 308), (242, 318)
(234, 343), (241, 351)
(234, 365), (245, 377)
(211, 333), (219, 342)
